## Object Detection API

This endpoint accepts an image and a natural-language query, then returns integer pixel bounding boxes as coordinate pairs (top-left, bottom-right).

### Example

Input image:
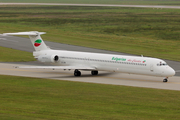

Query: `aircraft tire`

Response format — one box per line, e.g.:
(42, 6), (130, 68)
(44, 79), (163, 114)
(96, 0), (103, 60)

(78, 71), (81, 76)
(74, 69), (81, 76)
(91, 71), (98, 75)
(163, 79), (168, 82)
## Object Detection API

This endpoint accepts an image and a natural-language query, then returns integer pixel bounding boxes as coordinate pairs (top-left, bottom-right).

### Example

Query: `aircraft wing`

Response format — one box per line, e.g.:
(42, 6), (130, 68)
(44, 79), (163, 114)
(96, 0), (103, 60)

(15, 65), (97, 70)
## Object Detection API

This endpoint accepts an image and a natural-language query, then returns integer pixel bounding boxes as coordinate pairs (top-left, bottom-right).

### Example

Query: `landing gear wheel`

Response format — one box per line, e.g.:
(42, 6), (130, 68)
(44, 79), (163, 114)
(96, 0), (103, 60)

(74, 69), (81, 76)
(163, 79), (168, 82)
(91, 71), (98, 75)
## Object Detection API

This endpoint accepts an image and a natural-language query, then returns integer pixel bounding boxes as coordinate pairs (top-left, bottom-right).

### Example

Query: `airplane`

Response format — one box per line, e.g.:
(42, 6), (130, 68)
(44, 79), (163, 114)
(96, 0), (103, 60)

(3, 31), (175, 82)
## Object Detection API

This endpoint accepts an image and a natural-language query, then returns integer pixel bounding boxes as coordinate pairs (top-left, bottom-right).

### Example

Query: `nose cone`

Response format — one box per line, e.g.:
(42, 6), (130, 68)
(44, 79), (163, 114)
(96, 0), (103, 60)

(161, 66), (175, 77)
(167, 67), (175, 77)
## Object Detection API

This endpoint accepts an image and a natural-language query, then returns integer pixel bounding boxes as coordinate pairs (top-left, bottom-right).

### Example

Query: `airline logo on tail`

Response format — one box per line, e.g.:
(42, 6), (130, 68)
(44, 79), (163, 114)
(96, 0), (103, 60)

(34, 39), (42, 47)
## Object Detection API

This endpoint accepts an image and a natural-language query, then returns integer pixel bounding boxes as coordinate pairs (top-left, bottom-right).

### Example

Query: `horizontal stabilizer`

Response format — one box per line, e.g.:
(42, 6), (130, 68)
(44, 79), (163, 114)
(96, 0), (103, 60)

(3, 31), (49, 51)
(3, 31), (46, 36)
(15, 66), (96, 70)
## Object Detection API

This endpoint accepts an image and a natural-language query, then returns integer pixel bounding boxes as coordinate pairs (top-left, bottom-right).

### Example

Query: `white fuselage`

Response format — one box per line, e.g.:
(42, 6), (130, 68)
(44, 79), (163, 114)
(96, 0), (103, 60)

(34, 49), (175, 77)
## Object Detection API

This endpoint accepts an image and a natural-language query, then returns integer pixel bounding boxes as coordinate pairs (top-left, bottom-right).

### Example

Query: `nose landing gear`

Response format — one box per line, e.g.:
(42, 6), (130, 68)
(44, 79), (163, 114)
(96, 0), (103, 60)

(163, 77), (168, 82)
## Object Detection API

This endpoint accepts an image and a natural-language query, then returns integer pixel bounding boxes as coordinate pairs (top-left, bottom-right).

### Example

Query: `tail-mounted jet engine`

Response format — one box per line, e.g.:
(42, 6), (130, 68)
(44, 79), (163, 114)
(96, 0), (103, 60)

(37, 54), (59, 63)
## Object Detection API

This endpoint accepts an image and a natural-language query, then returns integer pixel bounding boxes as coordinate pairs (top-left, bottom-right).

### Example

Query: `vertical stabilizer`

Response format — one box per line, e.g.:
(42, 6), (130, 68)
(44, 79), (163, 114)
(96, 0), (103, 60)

(28, 32), (49, 51)
(3, 31), (50, 51)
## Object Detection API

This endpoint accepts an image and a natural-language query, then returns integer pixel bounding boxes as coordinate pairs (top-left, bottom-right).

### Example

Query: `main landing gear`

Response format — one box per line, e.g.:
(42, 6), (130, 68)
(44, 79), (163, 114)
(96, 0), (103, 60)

(163, 77), (168, 82)
(74, 69), (81, 76)
(91, 71), (98, 75)
(74, 70), (98, 76)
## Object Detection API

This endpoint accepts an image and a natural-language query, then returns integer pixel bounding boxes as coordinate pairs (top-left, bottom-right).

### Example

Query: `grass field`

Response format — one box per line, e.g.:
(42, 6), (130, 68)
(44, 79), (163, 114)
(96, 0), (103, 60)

(0, 46), (34, 62)
(1, 0), (180, 5)
(0, 75), (180, 120)
(0, 5), (180, 61)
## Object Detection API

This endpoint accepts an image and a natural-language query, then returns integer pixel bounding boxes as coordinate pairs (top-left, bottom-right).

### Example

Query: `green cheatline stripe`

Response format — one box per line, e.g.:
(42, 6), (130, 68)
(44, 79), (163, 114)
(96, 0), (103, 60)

(35, 39), (42, 43)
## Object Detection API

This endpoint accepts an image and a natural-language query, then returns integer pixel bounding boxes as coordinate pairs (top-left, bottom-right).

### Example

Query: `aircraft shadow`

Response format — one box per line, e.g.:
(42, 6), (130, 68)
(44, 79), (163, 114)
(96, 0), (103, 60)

(45, 72), (117, 79)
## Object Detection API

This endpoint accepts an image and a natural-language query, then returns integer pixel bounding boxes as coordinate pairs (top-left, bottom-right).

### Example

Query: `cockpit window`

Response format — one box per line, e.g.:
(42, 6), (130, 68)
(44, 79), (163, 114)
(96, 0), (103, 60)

(157, 62), (167, 66)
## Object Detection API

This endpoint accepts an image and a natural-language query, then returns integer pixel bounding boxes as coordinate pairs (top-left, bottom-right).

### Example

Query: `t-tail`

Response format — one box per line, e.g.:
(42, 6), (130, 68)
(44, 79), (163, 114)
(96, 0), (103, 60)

(3, 31), (50, 51)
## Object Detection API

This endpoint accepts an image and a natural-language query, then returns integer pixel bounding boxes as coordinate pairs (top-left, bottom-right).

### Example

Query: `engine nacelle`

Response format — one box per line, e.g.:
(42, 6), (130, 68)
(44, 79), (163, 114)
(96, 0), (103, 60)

(37, 54), (59, 63)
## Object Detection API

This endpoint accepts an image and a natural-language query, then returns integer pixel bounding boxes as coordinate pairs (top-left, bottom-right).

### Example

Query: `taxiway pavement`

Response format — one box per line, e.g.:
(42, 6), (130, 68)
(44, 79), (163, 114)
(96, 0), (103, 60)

(0, 62), (180, 91)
